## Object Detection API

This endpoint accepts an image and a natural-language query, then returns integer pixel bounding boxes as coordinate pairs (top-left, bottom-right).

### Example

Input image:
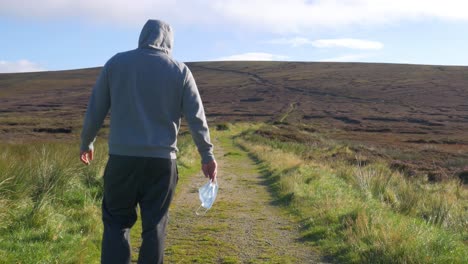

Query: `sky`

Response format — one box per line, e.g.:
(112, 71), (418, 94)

(1, 0), (468, 73)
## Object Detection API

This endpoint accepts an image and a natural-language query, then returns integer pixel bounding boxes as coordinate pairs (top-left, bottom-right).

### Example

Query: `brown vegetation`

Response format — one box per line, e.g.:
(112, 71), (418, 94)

(1, 62), (467, 181)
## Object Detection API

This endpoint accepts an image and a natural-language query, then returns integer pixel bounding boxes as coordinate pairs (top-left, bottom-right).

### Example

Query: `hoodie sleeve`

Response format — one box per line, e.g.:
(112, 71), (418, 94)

(181, 67), (215, 164)
(80, 65), (111, 152)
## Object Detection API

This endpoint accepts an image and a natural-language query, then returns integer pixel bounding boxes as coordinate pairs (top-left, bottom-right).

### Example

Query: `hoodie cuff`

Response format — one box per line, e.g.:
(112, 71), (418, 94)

(80, 141), (95, 153)
(201, 152), (215, 164)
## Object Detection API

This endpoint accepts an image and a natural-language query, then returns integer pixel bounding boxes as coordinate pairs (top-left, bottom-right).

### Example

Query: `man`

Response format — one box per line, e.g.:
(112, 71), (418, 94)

(79, 19), (217, 264)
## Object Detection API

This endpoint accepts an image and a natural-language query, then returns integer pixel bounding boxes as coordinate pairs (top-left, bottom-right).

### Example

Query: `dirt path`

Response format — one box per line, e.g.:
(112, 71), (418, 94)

(162, 136), (325, 263)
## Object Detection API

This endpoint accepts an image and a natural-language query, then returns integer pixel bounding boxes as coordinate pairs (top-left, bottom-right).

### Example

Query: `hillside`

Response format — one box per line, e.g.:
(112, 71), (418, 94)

(1, 62), (467, 263)
(1, 61), (467, 180)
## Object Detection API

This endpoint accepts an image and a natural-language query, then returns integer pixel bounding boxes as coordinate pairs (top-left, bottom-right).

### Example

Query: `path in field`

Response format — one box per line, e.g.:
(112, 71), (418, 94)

(162, 137), (325, 263)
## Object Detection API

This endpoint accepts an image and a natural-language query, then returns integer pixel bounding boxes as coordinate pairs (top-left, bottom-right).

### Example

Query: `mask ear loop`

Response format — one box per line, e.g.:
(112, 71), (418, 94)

(196, 205), (209, 216)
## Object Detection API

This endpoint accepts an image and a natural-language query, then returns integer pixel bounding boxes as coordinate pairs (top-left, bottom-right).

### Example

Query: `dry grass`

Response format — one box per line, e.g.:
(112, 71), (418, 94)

(238, 123), (468, 263)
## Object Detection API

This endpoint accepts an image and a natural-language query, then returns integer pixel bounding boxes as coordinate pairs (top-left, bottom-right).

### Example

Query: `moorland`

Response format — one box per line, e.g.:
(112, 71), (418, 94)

(0, 61), (467, 263)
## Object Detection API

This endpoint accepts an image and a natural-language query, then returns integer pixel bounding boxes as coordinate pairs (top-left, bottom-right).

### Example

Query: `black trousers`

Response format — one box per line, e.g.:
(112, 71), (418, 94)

(100, 155), (178, 264)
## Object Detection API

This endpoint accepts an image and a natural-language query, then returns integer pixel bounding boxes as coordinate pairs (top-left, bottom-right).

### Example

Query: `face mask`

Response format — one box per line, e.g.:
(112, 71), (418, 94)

(196, 179), (218, 215)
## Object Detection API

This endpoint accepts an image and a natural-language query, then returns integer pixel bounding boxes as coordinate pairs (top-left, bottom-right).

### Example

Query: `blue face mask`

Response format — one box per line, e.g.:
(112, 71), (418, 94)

(196, 179), (218, 215)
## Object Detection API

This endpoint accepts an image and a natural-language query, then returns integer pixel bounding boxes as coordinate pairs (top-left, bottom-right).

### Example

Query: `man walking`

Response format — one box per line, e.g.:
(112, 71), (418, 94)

(79, 19), (217, 264)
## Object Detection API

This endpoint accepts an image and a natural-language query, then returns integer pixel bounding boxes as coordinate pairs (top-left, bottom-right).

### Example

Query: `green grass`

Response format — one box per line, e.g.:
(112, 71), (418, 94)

(0, 141), (106, 263)
(237, 123), (468, 264)
(2, 122), (467, 263)
(175, 130), (202, 182)
(165, 125), (310, 264)
(0, 132), (200, 263)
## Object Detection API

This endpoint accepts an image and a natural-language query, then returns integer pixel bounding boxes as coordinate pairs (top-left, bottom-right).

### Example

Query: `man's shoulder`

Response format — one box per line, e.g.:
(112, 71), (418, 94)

(104, 49), (190, 78)
(108, 49), (137, 63)
(171, 59), (189, 74)
(101, 50), (132, 70)
(158, 56), (190, 78)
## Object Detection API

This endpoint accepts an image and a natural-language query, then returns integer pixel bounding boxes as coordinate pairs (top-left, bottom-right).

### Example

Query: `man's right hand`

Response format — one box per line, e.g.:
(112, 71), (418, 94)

(202, 160), (217, 181)
(80, 149), (94, 165)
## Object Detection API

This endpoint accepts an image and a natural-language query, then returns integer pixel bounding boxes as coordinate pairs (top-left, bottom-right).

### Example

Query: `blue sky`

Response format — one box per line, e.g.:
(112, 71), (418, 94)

(1, 0), (468, 73)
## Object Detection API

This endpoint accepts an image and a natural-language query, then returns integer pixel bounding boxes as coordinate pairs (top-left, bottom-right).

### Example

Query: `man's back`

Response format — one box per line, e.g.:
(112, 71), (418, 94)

(106, 48), (190, 158)
(81, 20), (214, 163)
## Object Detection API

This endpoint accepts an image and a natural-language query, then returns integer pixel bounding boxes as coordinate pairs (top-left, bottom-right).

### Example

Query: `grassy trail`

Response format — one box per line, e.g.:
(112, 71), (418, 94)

(157, 134), (324, 263)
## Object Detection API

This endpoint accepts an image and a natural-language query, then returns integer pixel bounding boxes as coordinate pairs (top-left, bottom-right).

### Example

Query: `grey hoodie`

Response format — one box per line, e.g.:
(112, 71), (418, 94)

(80, 20), (214, 163)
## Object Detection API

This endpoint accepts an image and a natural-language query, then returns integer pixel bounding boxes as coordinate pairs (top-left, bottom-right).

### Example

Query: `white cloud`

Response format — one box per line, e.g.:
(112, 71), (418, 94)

(269, 38), (383, 50)
(1, 1), (468, 32)
(313, 39), (383, 50)
(319, 54), (372, 62)
(0, 60), (46, 73)
(214, 52), (289, 61)
(212, 0), (468, 32)
(269, 37), (314, 47)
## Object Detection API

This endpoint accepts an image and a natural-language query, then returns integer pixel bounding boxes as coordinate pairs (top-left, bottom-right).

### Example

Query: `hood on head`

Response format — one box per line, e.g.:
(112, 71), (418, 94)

(138, 19), (173, 55)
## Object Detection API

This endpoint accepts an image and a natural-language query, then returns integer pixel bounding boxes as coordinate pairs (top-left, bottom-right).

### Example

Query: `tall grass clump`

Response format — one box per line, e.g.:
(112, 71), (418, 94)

(0, 132), (199, 263)
(237, 125), (468, 263)
(337, 162), (468, 237)
(0, 141), (107, 263)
